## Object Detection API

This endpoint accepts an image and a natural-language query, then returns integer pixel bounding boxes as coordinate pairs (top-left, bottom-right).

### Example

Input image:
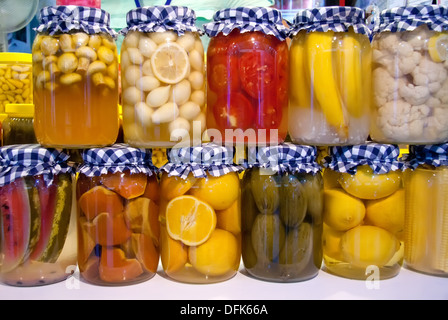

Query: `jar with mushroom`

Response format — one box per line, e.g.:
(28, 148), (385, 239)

(120, 6), (206, 148)
(32, 6), (119, 148)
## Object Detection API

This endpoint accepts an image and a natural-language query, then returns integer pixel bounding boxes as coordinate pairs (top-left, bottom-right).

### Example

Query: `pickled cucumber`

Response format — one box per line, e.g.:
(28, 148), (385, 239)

(249, 169), (279, 215)
(279, 222), (312, 266)
(251, 214), (286, 261)
(279, 174), (307, 227)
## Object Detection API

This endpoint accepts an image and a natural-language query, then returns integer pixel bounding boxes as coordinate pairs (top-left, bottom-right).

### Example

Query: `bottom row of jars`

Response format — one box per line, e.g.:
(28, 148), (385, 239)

(0, 143), (446, 287)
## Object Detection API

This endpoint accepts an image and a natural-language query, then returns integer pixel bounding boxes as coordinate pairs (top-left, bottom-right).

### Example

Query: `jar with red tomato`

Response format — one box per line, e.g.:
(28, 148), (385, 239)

(288, 7), (372, 146)
(203, 7), (290, 145)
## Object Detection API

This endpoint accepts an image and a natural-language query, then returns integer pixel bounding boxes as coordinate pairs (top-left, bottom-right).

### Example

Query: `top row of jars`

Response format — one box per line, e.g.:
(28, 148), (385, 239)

(30, 5), (448, 149)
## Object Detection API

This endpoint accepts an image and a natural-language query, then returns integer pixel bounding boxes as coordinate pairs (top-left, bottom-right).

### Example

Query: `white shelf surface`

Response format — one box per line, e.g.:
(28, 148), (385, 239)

(1, 264), (447, 300)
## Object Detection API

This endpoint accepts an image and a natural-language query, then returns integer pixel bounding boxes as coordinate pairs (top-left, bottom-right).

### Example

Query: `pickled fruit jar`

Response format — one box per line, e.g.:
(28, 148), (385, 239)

(120, 6), (206, 148)
(76, 144), (160, 286)
(158, 143), (243, 283)
(402, 144), (448, 276)
(32, 5), (119, 148)
(242, 143), (323, 282)
(2, 104), (38, 145)
(321, 143), (405, 280)
(288, 7), (372, 146)
(0, 53), (33, 112)
(371, 5), (448, 144)
(203, 7), (289, 144)
(0, 145), (76, 286)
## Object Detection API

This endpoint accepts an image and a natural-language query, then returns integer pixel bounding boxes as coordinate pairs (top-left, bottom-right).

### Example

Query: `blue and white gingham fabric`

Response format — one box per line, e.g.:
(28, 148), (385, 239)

(289, 6), (371, 37)
(245, 143), (321, 175)
(402, 144), (448, 169)
(0, 144), (73, 187)
(203, 7), (289, 41)
(77, 143), (155, 177)
(374, 5), (448, 34)
(160, 143), (243, 179)
(322, 143), (404, 174)
(36, 5), (117, 37)
(120, 6), (203, 36)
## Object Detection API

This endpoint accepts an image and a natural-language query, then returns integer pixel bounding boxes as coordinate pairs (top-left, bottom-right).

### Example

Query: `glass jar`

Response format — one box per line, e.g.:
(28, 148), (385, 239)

(402, 144), (448, 277)
(203, 7), (289, 145)
(288, 7), (371, 146)
(0, 52), (33, 112)
(76, 144), (159, 286)
(2, 104), (37, 145)
(242, 143), (323, 282)
(158, 143), (242, 283)
(32, 5), (119, 148)
(371, 5), (448, 144)
(0, 145), (76, 286)
(120, 6), (206, 148)
(322, 143), (405, 280)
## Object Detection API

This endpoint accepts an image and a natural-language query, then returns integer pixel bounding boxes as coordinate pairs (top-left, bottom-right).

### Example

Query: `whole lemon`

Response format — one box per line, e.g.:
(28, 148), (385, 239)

(189, 172), (240, 211)
(323, 188), (365, 231)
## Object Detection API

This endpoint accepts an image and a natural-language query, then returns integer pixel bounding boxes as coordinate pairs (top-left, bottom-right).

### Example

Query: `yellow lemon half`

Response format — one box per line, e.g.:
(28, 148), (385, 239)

(151, 42), (190, 84)
(165, 195), (216, 246)
(428, 33), (448, 63)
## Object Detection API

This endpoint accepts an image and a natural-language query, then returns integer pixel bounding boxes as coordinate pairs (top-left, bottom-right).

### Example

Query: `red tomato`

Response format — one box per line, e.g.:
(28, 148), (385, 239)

(212, 92), (255, 130)
(239, 51), (275, 99)
(207, 54), (240, 94)
(256, 94), (283, 129)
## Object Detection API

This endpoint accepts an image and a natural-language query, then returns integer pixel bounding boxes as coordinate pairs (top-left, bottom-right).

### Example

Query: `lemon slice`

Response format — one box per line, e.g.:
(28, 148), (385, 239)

(151, 42), (190, 84)
(428, 34), (448, 63)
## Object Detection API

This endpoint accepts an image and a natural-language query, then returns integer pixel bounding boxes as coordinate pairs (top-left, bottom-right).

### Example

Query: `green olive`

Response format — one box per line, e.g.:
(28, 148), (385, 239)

(279, 174), (307, 227)
(249, 168), (280, 214)
(251, 214), (286, 262)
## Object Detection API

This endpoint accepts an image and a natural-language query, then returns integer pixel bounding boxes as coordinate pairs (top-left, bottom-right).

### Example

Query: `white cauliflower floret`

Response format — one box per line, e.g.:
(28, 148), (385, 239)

(435, 78), (448, 104)
(375, 38), (421, 77)
(426, 96), (442, 109)
(412, 56), (448, 86)
(401, 25), (434, 51)
(376, 32), (401, 53)
(396, 42), (421, 76)
(399, 82), (430, 105)
(425, 108), (448, 141)
(373, 67), (400, 106)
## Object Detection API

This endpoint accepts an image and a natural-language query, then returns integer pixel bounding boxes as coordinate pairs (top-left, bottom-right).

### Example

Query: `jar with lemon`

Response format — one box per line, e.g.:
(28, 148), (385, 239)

(76, 144), (160, 286)
(158, 143), (243, 283)
(120, 6), (206, 148)
(370, 5), (448, 144)
(402, 144), (448, 277)
(242, 143), (323, 282)
(322, 143), (405, 280)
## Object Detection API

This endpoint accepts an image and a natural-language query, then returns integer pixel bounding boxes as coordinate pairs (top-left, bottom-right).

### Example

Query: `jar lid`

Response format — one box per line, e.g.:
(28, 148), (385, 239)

(36, 5), (117, 37)
(402, 143), (448, 169)
(374, 5), (448, 33)
(203, 7), (289, 41)
(289, 6), (371, 36)
(0, 144), (73, 187)
(0, 52), (32, 64)
(246, 143), (321, 175)
(121, 6), (203, 36)
(160, 143), (243, 179)
(5, 104), (34, 118)
(322, 142), (404, 174)
(77, 143), (155, 177)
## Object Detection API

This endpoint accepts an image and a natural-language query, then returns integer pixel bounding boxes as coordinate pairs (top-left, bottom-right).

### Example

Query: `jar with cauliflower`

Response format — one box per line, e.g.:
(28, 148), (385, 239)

(120, 6), (206, 148)
(288, 7), (372, 146)
(322, 143), (405, 280)
(32, 6), (119, 148)
(371, 5), (448, 144)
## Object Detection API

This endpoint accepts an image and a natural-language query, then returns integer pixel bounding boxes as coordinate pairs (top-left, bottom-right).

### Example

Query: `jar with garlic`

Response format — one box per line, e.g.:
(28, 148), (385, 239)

(120, 6), (206, 148)
(32, 6), (119, 148)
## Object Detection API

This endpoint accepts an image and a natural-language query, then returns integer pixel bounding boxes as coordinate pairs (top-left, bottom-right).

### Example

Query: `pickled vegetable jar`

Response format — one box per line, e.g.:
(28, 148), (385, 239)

(0, 53), (33, 112)
(76, 144), (159, 286)
(158, 143), (243, 283)
(402, 144), (448, 276)
(322, 143), (405, 280)
(32, 5), (119, 148)
(203, 7), (289, 144)
(0, 145), (76, 286)
(371, 5), (448, 144)
(242, 143), (323, 282)
(288, 7), (371, 146)
(120, 6), (206, 148)
(2, 104), (37, 145)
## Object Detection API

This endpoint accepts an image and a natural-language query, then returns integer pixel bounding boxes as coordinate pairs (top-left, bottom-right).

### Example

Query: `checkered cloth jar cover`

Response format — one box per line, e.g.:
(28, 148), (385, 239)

(373, 5), (448, 33)
(36, 5), (117, 37)
(402, 143), (448, 169)
(0, 144), (73, 187)
(160, 143), (243, 179)
(289, 6), (371, 37)
(203, 7), (289, 41)
(77, 143), (156, 177)
(245, 143), (321, 175)
(120, 5), (203, 36)
(322, 142), (405, 175)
